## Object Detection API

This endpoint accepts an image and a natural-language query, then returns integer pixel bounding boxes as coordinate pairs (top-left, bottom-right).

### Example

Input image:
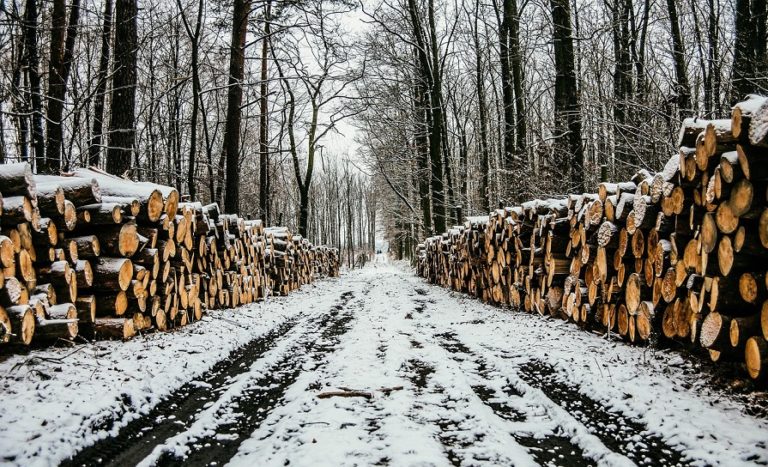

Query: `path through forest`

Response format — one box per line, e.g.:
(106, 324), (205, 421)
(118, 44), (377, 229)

(3, 261), (768, 466)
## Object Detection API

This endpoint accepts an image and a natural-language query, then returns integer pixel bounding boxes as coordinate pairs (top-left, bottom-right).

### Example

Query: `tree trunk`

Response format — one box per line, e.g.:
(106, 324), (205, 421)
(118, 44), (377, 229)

(551, 0), (584, 192)
(299, 187), (310, 238)
(44, 0), (81, 174)
(508, 0), (527, 182)
(413, 69), (432, 236)
(708, 0), (721, 115)
(732, 0), (754, 103)
(666, 0), (692, 116)
(498, 0), (514, 184)
(177, 0), (204, 201)
(222, 0), (251, 215)
(106, 0), (138, 176)
(611, 0), (636, 169)
(259, 0), (272, 223)
(426, 0), (446, 233)
(88, 0), (113, 167)
(24, 0), (45, 170)
(472, 5), (491, 213)
(752, 0), (767, 89)
(42, 0), (67, 174)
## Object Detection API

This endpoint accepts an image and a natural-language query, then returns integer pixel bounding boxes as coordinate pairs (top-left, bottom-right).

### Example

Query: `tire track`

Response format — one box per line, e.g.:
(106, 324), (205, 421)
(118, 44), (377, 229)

(62, 290), (356, 467)
(153, 290), (358, 466)
(434, 331), (589, 467)
(517, 359), (691, 466)
(434, 328), (691, 466)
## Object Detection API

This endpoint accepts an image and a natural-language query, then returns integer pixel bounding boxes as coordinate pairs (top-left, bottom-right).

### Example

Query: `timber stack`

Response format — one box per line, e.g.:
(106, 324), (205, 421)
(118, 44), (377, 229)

(418, 94), (768, 383)
(0, 165), (340, 347)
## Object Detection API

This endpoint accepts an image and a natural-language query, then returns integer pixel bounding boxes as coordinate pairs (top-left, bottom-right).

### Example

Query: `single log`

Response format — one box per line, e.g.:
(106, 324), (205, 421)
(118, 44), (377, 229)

(762, 301), (768, 340)
(737, 144), (768, 181)
(0, 235), (14, 268)
(732, 95), (767, 140)
(34, 182), (65, 217)
(74, 260), (94, 288)
(56, 200), (77, 231)
(70, 235), (101, 258)
(2, 196), (33, 224)
(745, 336), (768, 380)
(0, 162), (36, 198)
(77, 203), (123, 224)
(625, 273), (646, 314)
(95, 223), (140, 257)
(32, 217), (58, 248)
(92, 257), (133, 291)
(0, 306), (11, 343)
(34, 317), (78, 341)
(75, 295), (97, 323)
(101, 196), (141, 217)
(719, 151), (741, 183)
(36, 175), (101, 205)
(47, 303), (77, 320)
(747, 98), (768, 147)
(716, 235), (750, 276)
(37, 261), (71, 287)
(6, 305), (35, 344)
(678, 118), (709, 147)
(729, 178), (754, 217)
(730, 314), (761, 349)
(95, 292), (128, 316)
(700, 312), (732, 349)
(740, 271), (767, 305)
(636, 301), (655, 341)
(700, 212), (719, 253)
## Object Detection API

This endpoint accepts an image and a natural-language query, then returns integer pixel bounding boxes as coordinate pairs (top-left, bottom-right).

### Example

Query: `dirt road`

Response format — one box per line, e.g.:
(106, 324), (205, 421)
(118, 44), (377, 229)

(4, 263), (768, 466)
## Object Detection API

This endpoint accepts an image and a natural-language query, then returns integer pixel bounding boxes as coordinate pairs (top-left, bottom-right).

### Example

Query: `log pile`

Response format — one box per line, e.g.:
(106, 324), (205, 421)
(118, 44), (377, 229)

(0, 165), (339, 347)
(418, 94), (768, 383)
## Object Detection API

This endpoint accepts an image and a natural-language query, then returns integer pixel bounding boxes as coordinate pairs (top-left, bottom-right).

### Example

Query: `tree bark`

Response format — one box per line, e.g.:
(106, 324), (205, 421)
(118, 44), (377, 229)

(732, 0), (754, 103)
(222, 0), (251, 215)
(106, 0), (138, 176)
(413, 66), (432, 236)
(666, 0), (692, 116)
(498, 0), (514, 181)
(551, 0), (584, 192)
(177, 0), (204, 200)
(44, 0), (81, 174)
(259, 0), (272, 224)
(471, 4), (491, 213)
(24, 0), (45, 170)
(407, 0), (446, 234)
(88, 0), (113, 167)
(752, 0), (767, 89)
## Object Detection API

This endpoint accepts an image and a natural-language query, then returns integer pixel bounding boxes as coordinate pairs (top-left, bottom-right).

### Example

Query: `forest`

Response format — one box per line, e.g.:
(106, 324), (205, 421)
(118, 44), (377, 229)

(0, 0), (766, 258)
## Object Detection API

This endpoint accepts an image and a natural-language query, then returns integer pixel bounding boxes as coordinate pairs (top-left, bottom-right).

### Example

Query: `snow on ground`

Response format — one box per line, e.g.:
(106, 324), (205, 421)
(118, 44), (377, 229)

(0, 275), (348, 467)
(2, 262), (768, 467)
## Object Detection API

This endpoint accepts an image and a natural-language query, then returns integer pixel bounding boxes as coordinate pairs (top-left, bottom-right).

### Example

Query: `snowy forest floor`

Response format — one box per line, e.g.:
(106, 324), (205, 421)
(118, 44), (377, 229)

(2, 260), (768, 467)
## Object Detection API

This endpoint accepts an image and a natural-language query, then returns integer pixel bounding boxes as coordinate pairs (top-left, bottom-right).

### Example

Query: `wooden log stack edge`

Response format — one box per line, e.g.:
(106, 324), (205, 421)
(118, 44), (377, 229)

(0, 165), (340, 346)
(417, 94), (768, 384)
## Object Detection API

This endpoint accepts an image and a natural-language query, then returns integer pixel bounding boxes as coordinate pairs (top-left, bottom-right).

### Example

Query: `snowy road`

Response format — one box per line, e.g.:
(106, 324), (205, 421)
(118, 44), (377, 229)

(3, 263), (768, 466)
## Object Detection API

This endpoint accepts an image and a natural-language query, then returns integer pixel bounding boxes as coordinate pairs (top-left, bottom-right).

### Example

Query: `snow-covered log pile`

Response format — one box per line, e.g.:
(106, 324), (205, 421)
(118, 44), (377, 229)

(418, 94), (768, 383)
(0, 165), (340, 346)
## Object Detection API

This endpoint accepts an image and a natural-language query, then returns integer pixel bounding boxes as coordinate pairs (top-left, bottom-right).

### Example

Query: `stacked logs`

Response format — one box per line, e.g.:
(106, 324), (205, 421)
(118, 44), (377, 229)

(0, 165), (340, 347)
(418, 94), (768, 383)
